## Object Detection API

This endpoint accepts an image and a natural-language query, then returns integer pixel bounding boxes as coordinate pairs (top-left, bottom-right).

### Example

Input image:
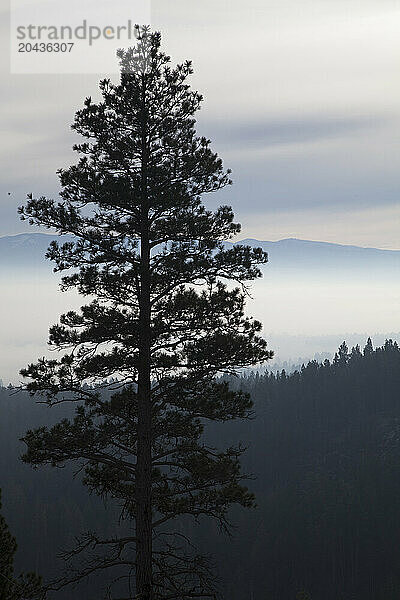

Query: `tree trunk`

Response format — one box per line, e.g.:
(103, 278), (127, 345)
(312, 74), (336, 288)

(136, 75), (152, 599)
(136, 241), (152, 599)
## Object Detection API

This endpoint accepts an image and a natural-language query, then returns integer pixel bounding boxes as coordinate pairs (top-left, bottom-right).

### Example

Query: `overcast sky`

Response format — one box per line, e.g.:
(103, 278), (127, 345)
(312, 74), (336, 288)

(1, 0), (400, 248)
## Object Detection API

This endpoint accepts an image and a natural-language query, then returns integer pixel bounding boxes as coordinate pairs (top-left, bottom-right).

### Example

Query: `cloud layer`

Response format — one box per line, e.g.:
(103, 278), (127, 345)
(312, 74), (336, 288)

(1, 0), (399, 247)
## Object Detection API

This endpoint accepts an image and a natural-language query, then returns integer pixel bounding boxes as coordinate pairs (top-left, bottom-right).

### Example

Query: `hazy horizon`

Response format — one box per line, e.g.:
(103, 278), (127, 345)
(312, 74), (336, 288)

(0, 234), (398, 384)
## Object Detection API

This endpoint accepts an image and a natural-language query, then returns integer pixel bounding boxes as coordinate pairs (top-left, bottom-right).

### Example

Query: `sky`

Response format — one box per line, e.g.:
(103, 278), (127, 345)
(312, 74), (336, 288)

(0, 0), (399, 382)
(1, 0), (399, 248)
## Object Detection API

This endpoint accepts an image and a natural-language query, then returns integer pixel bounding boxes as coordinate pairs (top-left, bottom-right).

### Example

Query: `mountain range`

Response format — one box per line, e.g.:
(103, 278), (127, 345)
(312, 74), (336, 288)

(0, 233), (398, 279)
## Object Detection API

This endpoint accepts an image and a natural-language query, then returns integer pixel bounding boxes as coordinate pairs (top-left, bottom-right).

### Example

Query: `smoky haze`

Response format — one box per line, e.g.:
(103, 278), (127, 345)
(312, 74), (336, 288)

(0, 233), (398, 384)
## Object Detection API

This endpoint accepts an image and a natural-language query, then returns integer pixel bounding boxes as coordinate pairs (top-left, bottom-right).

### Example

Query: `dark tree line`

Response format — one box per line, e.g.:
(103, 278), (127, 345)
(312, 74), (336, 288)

(214, 338), (400, 600)
(1, 339), (400, 599)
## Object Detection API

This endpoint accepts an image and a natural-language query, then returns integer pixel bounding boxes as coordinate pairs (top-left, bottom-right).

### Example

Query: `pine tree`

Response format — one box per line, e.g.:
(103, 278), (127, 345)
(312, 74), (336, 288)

(0, 489), (42, 600)
(338, 341), (349, 364)
(0, 488), (16, 600)
(19, 29), (272, 599)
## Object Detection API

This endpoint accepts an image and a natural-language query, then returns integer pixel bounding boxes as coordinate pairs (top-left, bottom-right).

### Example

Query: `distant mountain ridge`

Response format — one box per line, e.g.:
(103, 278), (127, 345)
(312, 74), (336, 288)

(238, 237), (399, 254)
(0, 233), (59, 270)
(0, 233), (398, 278)
(232, 237), (400, 278)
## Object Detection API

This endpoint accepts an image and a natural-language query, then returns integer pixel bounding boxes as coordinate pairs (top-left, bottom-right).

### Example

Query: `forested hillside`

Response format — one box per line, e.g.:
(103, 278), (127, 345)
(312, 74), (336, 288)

(1, 339), (399, 599)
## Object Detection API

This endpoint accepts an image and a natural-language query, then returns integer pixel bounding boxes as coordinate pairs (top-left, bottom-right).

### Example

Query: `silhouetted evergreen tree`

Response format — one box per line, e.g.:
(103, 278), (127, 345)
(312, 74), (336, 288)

(364, 337), (373, 355)
(0, 489), (42, 600)
(18, 28), (272, 600)
(0, 487), (15, 600)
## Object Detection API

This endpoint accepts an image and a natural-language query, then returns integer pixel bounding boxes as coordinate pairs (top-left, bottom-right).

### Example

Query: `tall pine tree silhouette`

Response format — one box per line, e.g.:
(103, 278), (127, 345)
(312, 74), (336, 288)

(19, 28), (272, 599)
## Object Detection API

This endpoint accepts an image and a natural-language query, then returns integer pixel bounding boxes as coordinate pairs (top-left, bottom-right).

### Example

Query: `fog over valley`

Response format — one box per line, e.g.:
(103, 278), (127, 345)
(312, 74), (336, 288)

(0, 233), (398, 384)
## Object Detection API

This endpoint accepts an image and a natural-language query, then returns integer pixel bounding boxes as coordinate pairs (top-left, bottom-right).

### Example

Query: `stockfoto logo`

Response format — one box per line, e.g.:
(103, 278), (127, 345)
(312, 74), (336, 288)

(10, 0), (151, 74)
(16, 20), (142, 47)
